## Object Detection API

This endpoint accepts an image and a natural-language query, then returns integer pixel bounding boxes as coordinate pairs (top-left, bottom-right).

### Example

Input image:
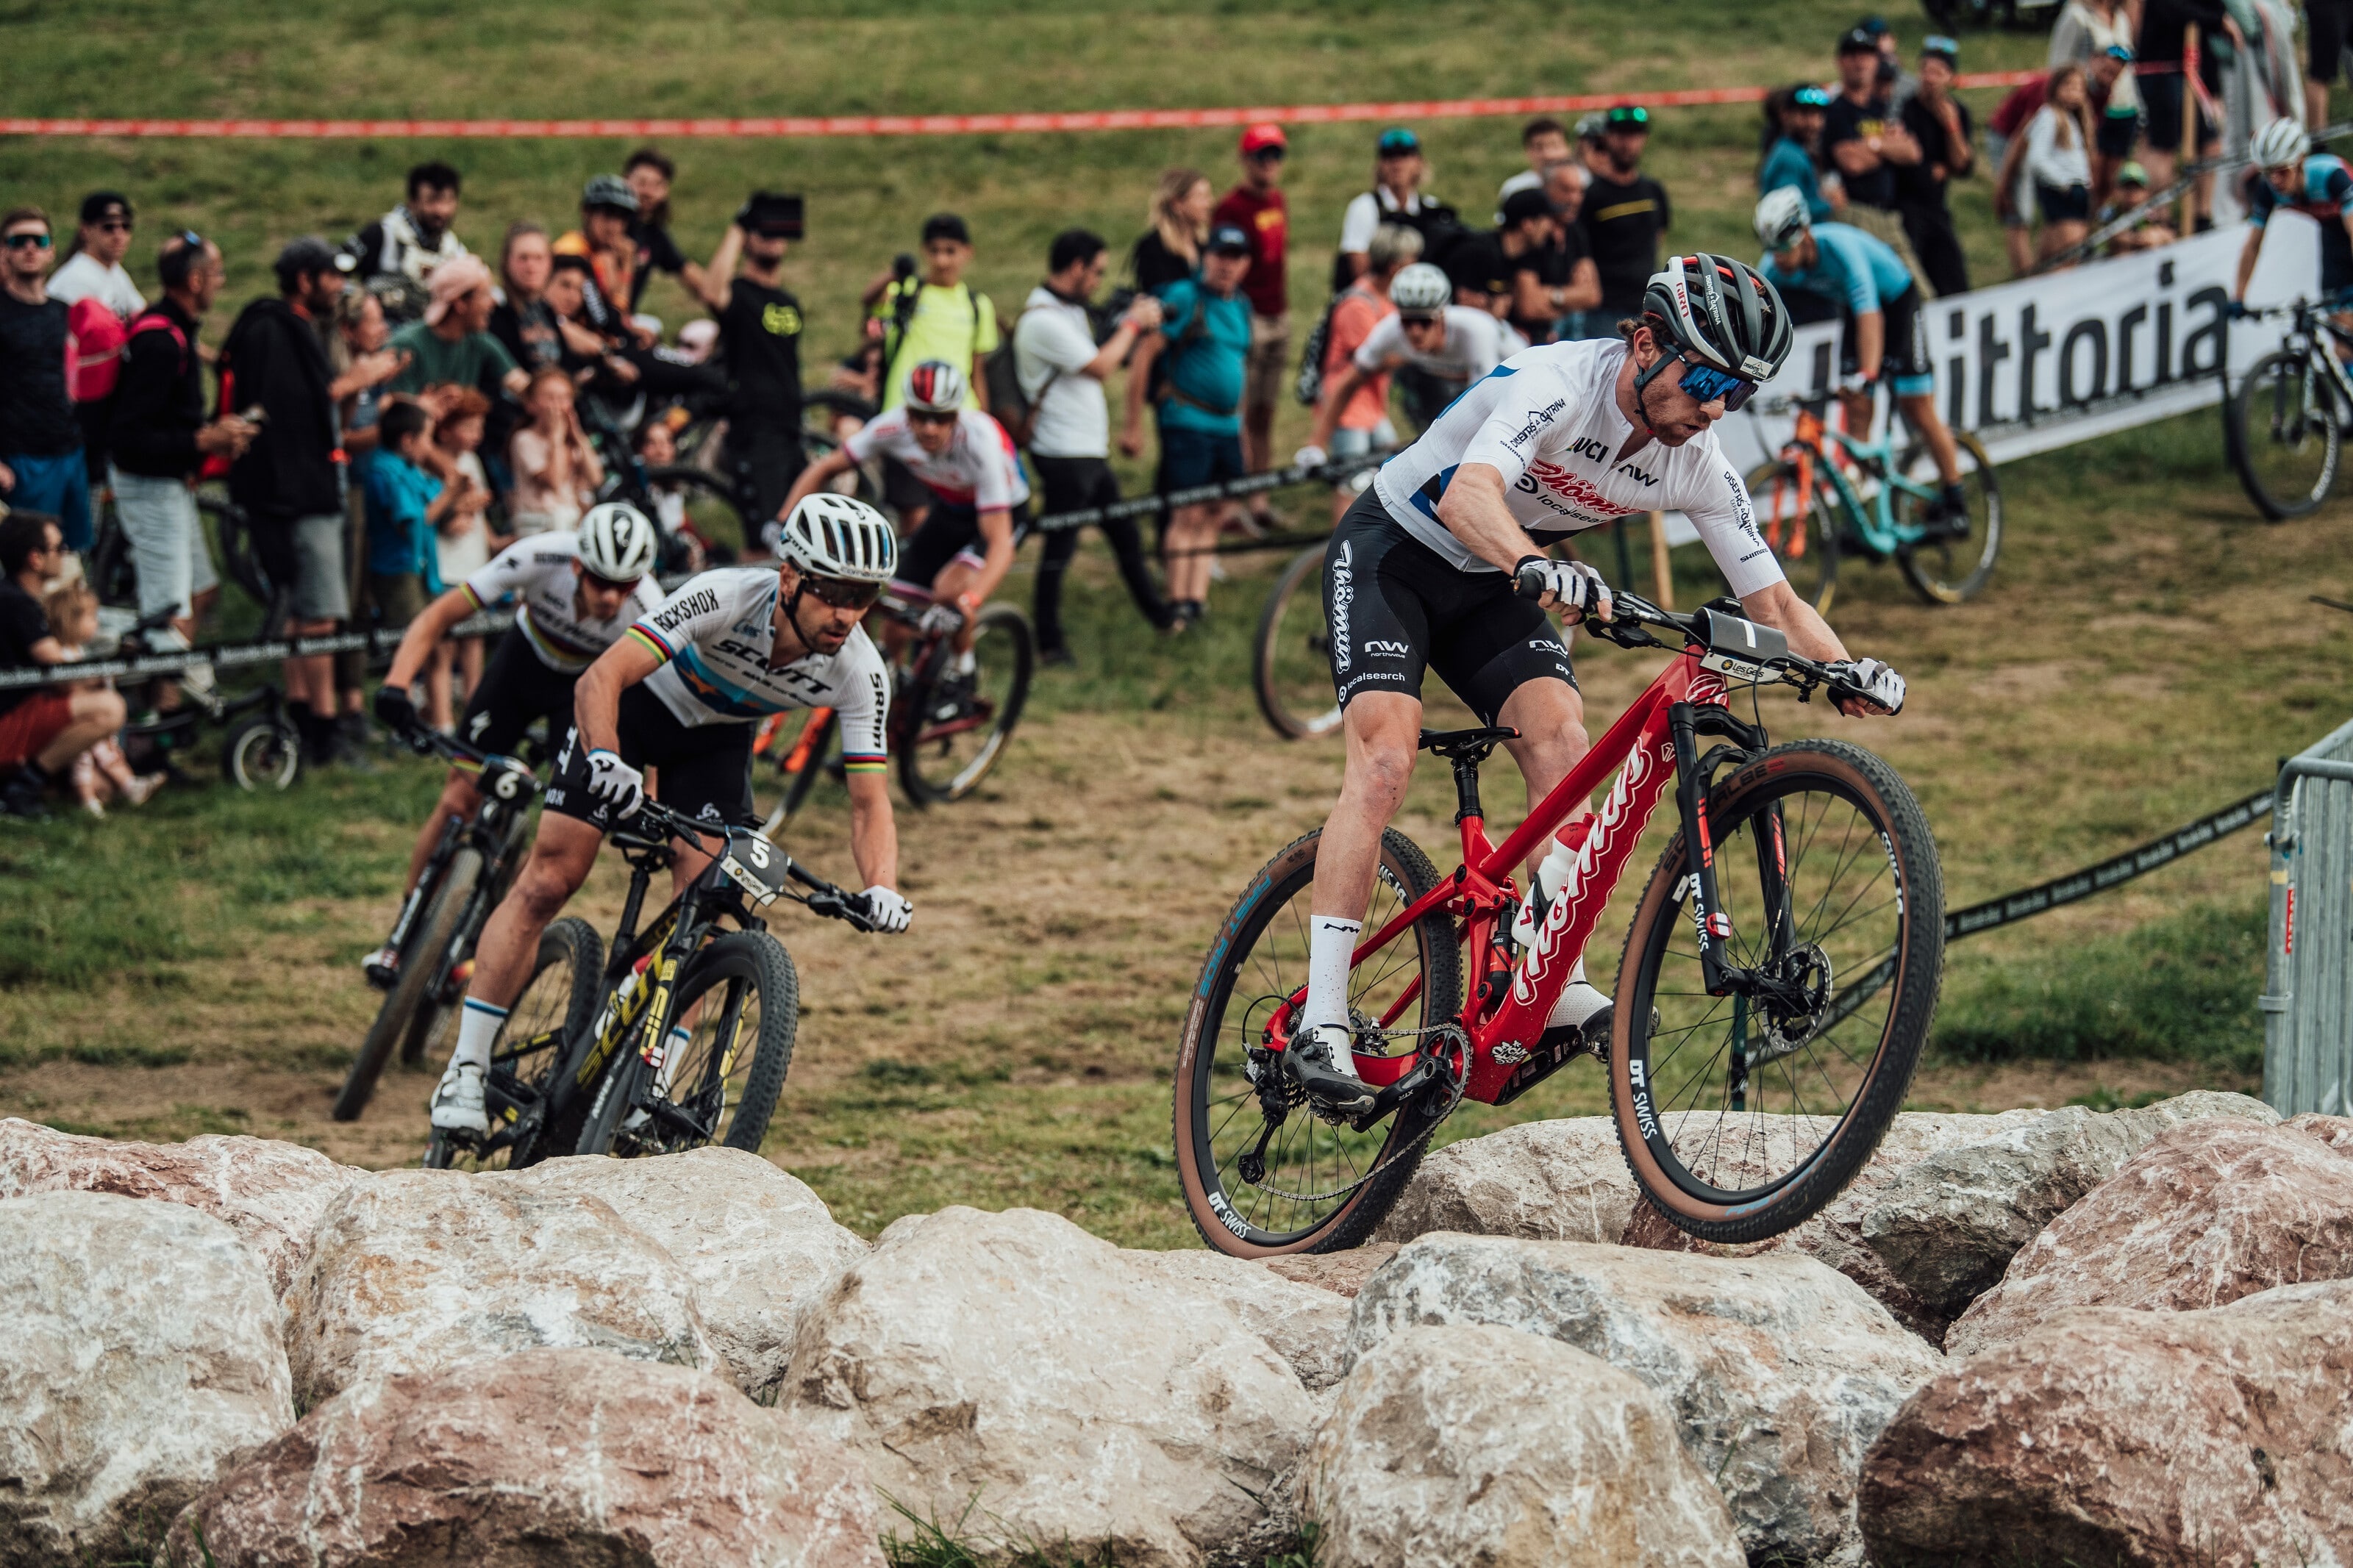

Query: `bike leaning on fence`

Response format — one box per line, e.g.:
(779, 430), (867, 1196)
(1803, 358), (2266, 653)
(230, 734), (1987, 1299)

(424, 797), (875, 1170)
(1176, 570), (1946, 1256)
(2222, 296), (2353, 520)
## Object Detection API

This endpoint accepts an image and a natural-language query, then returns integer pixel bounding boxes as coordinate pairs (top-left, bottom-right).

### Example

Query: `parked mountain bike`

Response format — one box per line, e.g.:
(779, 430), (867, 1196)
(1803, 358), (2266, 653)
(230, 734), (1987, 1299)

(1746, 392), (2001, 612)
(1253, 542), (1343, 741)
(752, 703), (842, 834)
(335, 729), (545, 1122)
(82, 605), (304, 790)
(1176, 574), (1944, 1256)
(2222, 297), (2353, 520)
(423, 798), (874, 1170)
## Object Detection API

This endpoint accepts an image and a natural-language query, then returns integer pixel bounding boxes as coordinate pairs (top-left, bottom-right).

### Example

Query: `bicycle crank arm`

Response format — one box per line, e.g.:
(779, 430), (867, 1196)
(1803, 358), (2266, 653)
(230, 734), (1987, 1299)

(1349, 1056), (1446, 1133)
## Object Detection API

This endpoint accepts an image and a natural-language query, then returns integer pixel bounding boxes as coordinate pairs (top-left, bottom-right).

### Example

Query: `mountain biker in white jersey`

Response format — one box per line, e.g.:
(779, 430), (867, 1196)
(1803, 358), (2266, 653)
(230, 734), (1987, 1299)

(365, 502), (664, 982)
(1297, 262), (1504, 463)
(1286, 253), (1910, 1119)
(427, 494), (910, 1135)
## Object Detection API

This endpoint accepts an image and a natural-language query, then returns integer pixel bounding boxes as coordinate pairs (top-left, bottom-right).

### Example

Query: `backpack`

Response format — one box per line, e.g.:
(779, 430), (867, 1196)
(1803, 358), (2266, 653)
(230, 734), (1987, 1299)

(982, 302), (1067, 451)
(1294, 292), (1346, 408)
(65, 297), (130, 404)
(879, 277), (990, 401)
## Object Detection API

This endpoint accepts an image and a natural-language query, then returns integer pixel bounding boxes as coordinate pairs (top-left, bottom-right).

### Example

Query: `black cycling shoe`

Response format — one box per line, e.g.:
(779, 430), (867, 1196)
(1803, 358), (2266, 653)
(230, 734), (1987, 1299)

(928, 670), (979, 724)
(1285, 1024), (1379, 1118)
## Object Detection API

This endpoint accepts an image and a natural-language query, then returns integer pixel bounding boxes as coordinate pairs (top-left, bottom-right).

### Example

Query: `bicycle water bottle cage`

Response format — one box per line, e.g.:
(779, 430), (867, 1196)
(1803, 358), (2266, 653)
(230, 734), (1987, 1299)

(1691, 605), (1788, 684)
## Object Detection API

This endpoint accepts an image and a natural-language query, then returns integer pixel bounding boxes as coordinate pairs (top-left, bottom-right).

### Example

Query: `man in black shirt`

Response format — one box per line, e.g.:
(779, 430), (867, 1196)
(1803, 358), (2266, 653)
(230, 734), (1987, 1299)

(0, 510), (125, 819)
(1576, 104), (1672, 329)
(696, 194), (807, 532)
(624, 148), (713, 313)
(1896, 37), (1974, 297)
(1825, 27), (1922, 215)
(0, 208), (91, 554)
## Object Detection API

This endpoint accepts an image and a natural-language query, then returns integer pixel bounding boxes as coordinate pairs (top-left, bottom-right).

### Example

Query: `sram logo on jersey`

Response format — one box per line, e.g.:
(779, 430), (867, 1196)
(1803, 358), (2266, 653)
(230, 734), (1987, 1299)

(1515, 461), (1641, 520)
(649, 588), (720, 631)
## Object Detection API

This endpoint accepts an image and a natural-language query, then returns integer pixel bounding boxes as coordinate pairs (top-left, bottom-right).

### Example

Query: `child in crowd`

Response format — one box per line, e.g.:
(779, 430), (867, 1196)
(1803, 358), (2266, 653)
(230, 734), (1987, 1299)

(507, 368), (602, 536)
(40, 579), (161, 815)
(365, 399), (479, 732)
(431, 388), (495, 712)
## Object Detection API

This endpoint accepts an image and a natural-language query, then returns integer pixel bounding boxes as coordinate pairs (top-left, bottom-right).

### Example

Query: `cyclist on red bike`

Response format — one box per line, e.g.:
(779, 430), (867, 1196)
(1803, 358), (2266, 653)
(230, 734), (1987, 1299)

(366, 501), (663, 981)
(1288, 253), (1907, 1118)
(428, 493), (910, 1135)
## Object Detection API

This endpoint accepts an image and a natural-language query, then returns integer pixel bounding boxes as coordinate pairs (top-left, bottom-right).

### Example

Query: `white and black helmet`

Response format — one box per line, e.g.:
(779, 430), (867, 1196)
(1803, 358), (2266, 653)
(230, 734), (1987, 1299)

(1641, 252), (1794, 384)
(576, 501), (660, 581)
(776, 493), (896, 584)
(1389, 262), (1452, 313)
(1754, 186), (1813, 252)
(2254, 116), (2311, 171)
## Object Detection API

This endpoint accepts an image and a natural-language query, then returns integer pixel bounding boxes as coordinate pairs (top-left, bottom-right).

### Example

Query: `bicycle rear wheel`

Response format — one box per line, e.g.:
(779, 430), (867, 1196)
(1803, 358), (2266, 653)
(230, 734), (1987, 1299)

(1610, 740), (1943, 1245)
(1894, 432), (2002, 604)
(576, 931), (800, 1157)
(338, 847), (480, 1122)
(423, 917), (603, 1171)
(1742, 460), (1840, 614)
(1174, 826), (1464, 1256)
(897, 604), (1033, 805)
(1252, 542), (1342, 740)
(402, 812), (531, 1068)
(2227, 348), (2341, 520)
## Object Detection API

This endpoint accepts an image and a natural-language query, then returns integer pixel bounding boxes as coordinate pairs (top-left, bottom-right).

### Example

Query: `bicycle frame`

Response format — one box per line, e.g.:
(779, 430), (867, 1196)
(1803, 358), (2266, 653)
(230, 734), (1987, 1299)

(1765, 401), (1940, 560)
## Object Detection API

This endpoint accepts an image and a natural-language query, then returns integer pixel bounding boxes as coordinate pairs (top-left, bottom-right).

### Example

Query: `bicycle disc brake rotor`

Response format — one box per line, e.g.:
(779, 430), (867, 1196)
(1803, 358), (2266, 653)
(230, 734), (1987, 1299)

(1754, 942), (1832, 1064)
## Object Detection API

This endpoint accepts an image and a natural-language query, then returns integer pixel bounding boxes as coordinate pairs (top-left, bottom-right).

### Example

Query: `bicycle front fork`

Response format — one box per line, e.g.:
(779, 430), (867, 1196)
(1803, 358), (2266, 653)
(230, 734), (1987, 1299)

(1666, 702), (1783, 1001)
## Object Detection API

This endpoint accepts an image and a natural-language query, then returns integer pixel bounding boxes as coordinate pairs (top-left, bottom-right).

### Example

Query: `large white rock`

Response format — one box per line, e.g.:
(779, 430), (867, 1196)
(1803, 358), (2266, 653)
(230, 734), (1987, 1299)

(1349, 1234), (1942, 1567)
(0, 1119), (363, 1294)
(1372, 1117), (1638, 1246)
(788, 1206), (1317, 1568)
(1303, 1325), (1744, 1568)
(492, 1149), (869, 1400)
(284, 1169), (718, 1407)
(0, 1192), (295, 1565)
(1126, 1247), (1350, 1392)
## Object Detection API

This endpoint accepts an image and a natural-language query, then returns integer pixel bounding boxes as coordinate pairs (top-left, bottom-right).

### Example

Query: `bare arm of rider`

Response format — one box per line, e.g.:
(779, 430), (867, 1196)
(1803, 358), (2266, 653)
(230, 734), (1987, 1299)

(382, 584), (485, 693)
(1433, 464), (1590, 601)
(778, 445), (858, 521)
(1740, 580), (1892, 718)
(572, 634), (663, 757)
(846, 770), (900, 892)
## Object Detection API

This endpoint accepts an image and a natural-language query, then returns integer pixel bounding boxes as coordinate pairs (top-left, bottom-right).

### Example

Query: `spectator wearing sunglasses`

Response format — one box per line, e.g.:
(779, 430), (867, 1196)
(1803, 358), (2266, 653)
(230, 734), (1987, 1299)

(50, 193), (144, 321)
(0, 208), (92, 556)
(1215, 124), (1292, 530)
(1335, 128), (1457, 291)
(1577, 104), (1672, 335)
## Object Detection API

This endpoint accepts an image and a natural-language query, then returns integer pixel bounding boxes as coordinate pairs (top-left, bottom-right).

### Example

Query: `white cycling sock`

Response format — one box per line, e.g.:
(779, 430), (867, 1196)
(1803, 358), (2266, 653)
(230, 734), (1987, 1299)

(1301, 916), (1363, 1053)
(451, 997), (510, 1075)
(952, 648), (976, 676)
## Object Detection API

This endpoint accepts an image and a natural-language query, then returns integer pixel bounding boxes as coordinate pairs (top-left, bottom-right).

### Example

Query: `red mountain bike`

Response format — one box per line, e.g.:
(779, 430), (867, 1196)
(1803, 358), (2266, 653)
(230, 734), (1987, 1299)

(1175, 581), (1943, 1256)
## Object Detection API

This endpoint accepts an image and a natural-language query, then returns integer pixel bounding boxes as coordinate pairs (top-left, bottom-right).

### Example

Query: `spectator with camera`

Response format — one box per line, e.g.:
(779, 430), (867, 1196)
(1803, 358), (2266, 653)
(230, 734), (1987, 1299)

(695, 192), (810, 530)
(343, 162), (469, 324)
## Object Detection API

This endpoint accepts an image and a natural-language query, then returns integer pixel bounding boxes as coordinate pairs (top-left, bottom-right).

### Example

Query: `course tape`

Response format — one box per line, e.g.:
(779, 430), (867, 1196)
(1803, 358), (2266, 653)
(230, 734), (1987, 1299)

(1943, 787), (2271, 939)
(1031, 451), (1385, 533)
(0, 74), (2041, 141)
(0, 609), (512, 691)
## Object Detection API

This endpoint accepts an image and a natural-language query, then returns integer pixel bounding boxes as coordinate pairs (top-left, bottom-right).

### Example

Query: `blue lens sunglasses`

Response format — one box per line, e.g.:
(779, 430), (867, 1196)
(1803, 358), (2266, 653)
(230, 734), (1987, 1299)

(1677, 358), (1760, 412)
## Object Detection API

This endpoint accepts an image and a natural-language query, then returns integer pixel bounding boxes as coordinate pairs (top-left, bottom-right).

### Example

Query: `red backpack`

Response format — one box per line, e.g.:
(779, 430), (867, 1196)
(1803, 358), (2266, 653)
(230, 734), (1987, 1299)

(65, 296), (129, 403)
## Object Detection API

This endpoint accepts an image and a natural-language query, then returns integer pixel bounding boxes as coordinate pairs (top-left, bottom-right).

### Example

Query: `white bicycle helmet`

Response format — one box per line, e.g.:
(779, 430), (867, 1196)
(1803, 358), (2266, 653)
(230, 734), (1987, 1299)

(902, 359), (968, 412)
(2254, 116), (2311, 171)
(1641, 253), (1794, 384)
(776, 493), (896, 583)
(1754, 187), (1813, 251)
(576, 501), (659, 581)
(1388, 262), (1452, 312)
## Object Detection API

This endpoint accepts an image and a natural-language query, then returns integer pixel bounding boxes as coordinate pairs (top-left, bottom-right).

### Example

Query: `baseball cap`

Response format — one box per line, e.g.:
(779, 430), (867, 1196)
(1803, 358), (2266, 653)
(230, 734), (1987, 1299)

(1606, 104), (1649, 129)
(1377, 126), (1421, 156)
(273, 235), (353, 289)
(1793, 85), (1833, 109)
(79, 191), (132, 226)
(2105, 42), (2135, 62)
(1207, 223), (1253, 256)
(1921, 34), (1959, 65)
(1240, 123), (1288, 157)
(1859, 15), (1890, 35)
(1500, 187), (1556, 227)
(421, 254), (492, 325)
(2118, 160), (2150, 185)
(1838, 25), (1879, 55)
(1574, 112), (1607, 142)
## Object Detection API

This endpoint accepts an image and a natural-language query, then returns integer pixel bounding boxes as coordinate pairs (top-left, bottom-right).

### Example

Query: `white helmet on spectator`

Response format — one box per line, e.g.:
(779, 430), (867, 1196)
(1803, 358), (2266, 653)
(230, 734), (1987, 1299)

(902, 359), (968, 413)
(2254, 116), (2311, 171)
(576, 501), (659, 582)
(1389, 262), (1452, 312)
(776, 493), (896, 584)
(1754, 187), (1812, 251)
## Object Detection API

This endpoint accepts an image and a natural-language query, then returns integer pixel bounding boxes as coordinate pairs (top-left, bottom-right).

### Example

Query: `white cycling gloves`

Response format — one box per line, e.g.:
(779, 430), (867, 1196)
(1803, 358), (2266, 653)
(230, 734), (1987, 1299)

(1832, 658), (1907, 715)
(1514, 555), (1613, 617)
(914, 601), (967, 638)
(585, 749), (645, 818)
(861, 886), (913, 934)
(1292, 443), (1329, 471)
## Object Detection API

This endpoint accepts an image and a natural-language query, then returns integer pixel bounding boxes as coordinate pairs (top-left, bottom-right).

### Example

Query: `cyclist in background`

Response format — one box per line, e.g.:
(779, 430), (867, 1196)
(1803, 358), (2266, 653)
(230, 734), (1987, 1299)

(366, 503), (664, 983)
(1754, 188), (1968, 526)
(428, 494), (910, 1135)
(1282, 254), (1905, 1118)
(2234, 118), (2353, 309)
(1296, 262), (1504, 462)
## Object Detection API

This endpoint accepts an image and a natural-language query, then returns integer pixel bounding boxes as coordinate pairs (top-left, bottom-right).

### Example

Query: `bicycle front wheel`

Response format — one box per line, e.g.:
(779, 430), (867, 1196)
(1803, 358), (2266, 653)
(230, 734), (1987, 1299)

(897, 604), (1032, 806)
(2227, 348), (2341, 520)
(424, 916), (602, 1171)
(576, 930), (799, 1158)
(1610, 740), (1943, 1245)
(1253, 543), (1343, 740)
(1174, 826), (1464, 1256)
(1893, 431), (2002, 604)
(1743, 459), (1840, 614)
(338, 847), (480, 1123)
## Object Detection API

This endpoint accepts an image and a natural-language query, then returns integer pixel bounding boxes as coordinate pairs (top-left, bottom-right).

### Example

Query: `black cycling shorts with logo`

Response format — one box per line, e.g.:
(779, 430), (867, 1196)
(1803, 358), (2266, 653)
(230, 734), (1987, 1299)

(458, 626), (582, 760)
(1322, 489), (1577, 724)
(891, 498), (1036, 595)
(543, 682), (757, 833)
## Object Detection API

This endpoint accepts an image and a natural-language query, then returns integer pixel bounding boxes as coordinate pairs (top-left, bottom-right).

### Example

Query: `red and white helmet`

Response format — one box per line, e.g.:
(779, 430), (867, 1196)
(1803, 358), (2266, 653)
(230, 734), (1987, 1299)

(902, 358), (968, 413)
(1640, 253), (1793, 383)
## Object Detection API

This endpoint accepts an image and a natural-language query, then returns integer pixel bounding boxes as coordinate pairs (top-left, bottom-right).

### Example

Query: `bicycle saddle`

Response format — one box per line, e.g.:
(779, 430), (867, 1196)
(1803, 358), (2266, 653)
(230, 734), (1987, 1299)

(1418, 726), (1518, 760)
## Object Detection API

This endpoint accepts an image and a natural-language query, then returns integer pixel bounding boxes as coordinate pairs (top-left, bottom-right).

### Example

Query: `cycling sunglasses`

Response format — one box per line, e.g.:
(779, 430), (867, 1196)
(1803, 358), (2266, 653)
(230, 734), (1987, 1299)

(802, 574), (883, 611)
(1679, 359), (1761, 412)
(4, 231), (52, 249)
(581, 568), (642, 594)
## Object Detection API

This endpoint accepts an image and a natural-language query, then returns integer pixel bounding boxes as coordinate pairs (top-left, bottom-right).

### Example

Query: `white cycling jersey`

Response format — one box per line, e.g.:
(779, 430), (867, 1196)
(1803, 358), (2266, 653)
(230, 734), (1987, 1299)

(627, 568), (890, 770)
(459, 532), (665, 673)
(1353, 305), (1505, 385)
(843, 406), (1031, 510)
(1373, 338), (1784, 598)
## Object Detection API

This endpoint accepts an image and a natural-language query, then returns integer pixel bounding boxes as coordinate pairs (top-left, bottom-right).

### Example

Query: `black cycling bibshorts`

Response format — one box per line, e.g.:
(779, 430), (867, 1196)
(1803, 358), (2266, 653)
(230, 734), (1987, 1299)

(1840, 284), (1935, 398)
(891, 498), (1035, 596)
(1322, 488), (1577, 724)
(457, 626), (582, 760)
(543, 682), (757, 833)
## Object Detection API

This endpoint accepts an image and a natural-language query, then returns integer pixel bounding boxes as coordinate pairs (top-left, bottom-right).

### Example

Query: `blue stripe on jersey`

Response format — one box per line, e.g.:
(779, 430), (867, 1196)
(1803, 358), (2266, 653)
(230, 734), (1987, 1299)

(1407, 463), (1461, 523)
(671, 646), (795, 719)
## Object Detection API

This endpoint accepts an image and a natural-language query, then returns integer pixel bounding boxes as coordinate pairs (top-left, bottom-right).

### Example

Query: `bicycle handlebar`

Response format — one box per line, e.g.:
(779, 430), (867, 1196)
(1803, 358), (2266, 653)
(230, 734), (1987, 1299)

(624, 798), (879, 931)
(400, 723), (544, 800)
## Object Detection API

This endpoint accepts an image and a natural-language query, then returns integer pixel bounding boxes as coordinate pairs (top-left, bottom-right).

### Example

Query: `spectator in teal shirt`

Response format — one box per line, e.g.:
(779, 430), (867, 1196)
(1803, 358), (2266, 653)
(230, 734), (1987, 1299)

(1121, 224), (1254, 625)
(1759, 85), (1838, 226)
(363, 399), (476, 634)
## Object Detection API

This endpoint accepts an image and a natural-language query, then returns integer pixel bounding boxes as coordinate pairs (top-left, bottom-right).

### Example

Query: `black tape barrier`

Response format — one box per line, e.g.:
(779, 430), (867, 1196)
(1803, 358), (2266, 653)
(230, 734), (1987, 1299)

(2035, 118), (2353, 275)
(1028, 450), (1388, 534)
(0, 609), (513, 692)
(1941, 786), (2271, 939)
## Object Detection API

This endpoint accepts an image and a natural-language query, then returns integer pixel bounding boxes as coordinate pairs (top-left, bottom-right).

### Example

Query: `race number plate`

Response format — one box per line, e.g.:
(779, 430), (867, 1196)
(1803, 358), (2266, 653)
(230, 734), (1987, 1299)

(719, 831), (790, 907)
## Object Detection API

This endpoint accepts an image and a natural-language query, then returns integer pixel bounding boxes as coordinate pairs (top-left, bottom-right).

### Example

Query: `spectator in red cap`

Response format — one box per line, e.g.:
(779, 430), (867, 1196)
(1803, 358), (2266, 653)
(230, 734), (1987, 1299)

(1215, 123), (1290, 530)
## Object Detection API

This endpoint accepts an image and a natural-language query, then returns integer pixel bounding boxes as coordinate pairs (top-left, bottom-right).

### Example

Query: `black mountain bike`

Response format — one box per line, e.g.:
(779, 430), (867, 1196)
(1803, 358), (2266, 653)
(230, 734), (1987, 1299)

(2223, 297), (2353, 520)
(424, 798), (874, 1170)
(335, 731), (543, 1121)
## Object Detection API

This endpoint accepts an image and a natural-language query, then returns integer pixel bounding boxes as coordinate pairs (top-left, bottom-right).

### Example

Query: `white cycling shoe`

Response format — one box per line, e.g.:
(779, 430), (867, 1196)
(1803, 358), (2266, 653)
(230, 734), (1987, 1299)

(429, 1060), (488, 1135)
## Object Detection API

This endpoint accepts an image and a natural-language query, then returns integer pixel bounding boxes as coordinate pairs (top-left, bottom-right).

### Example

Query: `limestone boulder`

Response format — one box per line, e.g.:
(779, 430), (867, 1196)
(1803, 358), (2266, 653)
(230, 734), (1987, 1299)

(788, 1206), (1316, 1568)
(492, 1149), (868, 1400)
(0, 1192), (294, 1565)
(162, 1346), (883, 1568)
(1947, 1115), (2353, 1355)
(1303, 1325), (1743, 1568)
(1372, 1117), (1637, 1246)
(1348, 1234), (1940, 1566)
(285, 1169), (716, 1407)
(1262, 1243), (1397, 1298)
(1860, 1281), (2353, 1568)
(2287, 1111), (2353, 1151)
(1127, 1247), (1350, 1392)
(0, 1118), (362, 1294)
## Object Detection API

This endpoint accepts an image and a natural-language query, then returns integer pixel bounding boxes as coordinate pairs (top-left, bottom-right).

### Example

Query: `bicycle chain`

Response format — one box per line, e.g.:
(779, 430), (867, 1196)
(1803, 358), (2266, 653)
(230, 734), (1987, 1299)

(1241, 1024), (1470, 1206)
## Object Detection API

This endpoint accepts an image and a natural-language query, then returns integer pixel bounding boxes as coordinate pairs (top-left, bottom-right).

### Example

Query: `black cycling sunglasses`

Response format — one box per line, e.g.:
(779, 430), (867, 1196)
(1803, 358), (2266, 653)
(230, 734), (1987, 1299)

(581, 568), (642, 594)
(802, 575), (883, 611)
